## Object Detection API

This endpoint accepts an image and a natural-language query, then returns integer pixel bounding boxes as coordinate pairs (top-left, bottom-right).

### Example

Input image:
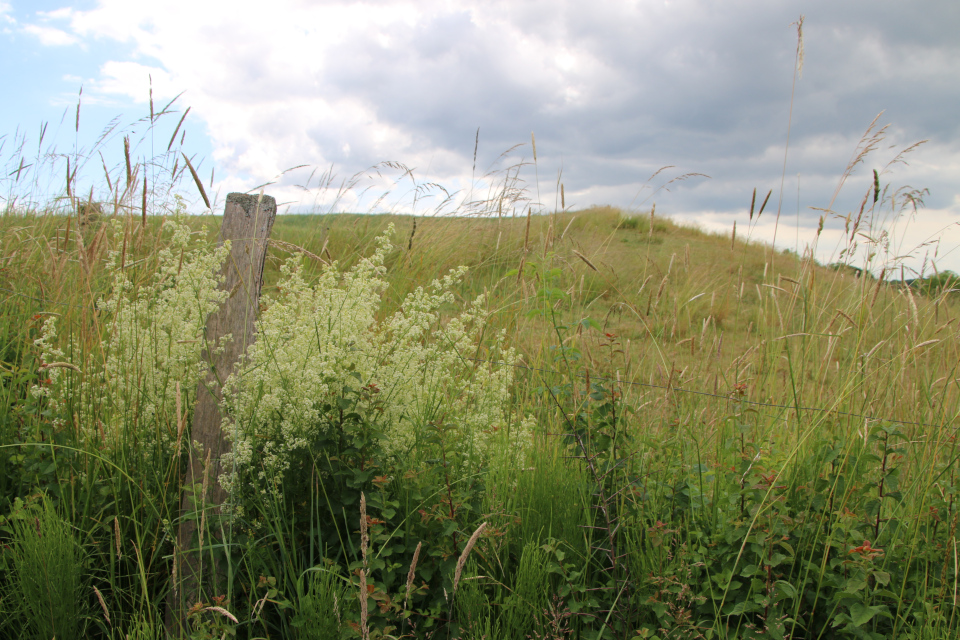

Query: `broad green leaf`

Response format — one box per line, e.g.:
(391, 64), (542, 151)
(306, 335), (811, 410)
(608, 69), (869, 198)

(848, 602), (891, 627)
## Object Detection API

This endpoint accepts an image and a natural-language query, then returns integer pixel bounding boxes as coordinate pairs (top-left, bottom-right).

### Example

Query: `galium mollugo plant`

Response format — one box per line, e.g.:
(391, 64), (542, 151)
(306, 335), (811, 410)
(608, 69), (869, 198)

(219, 226), (532, 500)
(33, 212), (230, 453)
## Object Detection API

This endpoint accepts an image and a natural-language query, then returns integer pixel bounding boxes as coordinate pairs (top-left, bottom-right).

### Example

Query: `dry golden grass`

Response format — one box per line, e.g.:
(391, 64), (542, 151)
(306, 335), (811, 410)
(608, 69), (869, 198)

(3, 195), (958, 478)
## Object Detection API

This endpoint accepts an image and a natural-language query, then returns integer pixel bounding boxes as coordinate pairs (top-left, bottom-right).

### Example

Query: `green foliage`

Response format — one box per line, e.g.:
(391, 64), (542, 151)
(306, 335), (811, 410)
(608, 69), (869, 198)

(617, 211), (670, 236)
(499, 541), (550, 639)
(292, 567), (349, 639)
(906, 270), (959, 297)
(3, 144), (960, 639)
(0, 495), (87, 640)
(455, 559), (495, 640)
(124, 614), (164, 640)
(222, 226), (530, 497)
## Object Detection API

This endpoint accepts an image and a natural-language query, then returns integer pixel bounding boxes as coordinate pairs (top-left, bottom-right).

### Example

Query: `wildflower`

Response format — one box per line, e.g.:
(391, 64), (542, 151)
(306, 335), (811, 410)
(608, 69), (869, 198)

(33, 212), (230, 452)
(219, 226), (530, 496)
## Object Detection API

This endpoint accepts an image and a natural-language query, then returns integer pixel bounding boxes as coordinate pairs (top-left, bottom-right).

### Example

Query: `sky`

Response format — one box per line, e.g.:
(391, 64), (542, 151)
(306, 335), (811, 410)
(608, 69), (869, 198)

(1, 0), (959, 274)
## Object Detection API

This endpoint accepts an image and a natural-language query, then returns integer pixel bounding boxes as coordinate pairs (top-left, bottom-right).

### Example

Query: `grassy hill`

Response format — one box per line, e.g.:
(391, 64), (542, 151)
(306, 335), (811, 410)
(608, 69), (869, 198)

(2, 203), (959, 639)
(11, 204), (960, 435)
(268, 207), (959, 434)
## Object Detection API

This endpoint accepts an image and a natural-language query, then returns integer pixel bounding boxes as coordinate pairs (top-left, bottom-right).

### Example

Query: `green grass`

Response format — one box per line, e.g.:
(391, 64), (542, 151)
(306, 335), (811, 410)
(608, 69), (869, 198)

(2, 111), (960, 639)
(1, 495), (88, 640)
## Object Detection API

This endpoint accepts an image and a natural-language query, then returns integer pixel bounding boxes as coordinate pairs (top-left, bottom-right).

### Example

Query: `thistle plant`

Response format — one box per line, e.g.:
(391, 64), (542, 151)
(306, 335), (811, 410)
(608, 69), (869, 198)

(220, 226), (531, 497)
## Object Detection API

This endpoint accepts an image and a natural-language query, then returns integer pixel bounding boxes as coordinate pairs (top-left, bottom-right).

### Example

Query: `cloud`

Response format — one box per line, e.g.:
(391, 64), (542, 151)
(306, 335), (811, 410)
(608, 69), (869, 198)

(688, 206), (960, 278)
(21, 22), (79, 46)
(91, 60), (176, 102)
(30, 0), (960, 271)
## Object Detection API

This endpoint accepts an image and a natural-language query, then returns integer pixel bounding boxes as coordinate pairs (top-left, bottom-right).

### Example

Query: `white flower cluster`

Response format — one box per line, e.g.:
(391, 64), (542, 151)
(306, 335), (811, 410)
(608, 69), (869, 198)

(220, 226), (529, 494)
(35, 217), (229, 450)
(31, 317), (66, 397)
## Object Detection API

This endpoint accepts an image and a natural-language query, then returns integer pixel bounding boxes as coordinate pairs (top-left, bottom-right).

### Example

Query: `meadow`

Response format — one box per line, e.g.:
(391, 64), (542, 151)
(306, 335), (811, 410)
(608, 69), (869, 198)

(1, 113), (959, 640)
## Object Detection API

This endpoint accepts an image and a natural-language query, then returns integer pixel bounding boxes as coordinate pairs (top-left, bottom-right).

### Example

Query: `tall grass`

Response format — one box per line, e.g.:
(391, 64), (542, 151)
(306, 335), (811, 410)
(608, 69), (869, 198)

(1, 100), (959, 639)
(0, 495), (87, 640)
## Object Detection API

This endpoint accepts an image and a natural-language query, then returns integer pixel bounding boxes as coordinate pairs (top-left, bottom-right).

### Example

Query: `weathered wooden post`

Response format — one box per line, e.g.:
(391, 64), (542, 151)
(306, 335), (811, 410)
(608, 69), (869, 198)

(166, 192), (276, 635)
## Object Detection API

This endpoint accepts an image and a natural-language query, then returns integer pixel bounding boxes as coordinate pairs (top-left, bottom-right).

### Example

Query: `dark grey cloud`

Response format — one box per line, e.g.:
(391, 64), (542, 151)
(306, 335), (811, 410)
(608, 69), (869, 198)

(26, 0), (959, 249)
(269, 0), (958, 224)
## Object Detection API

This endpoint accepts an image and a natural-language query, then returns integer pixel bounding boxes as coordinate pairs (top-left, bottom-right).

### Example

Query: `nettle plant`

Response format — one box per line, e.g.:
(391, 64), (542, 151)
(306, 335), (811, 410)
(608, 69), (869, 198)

(220, 227), (531, 501)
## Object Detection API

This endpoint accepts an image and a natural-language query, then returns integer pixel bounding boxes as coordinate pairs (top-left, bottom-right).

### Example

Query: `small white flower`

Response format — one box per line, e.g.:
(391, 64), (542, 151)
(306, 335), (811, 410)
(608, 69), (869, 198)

(220, 226), (529, 494)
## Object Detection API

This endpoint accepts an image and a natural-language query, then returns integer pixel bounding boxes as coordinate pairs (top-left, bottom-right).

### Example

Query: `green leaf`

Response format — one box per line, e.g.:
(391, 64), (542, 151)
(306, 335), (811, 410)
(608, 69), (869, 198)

(725, 601), (761, 616)
(774, 580), (797, 599)
(844, 577), (868, 593)
(847, 602), (890, 627)
(777, 540), (795, 556)
(579, 317), (602, 331)
(767, 552), (788, 567)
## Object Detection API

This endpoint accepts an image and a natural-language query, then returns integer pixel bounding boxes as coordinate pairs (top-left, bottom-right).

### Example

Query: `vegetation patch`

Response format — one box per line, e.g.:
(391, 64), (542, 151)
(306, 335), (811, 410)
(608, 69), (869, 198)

(1, 109), (958, 639)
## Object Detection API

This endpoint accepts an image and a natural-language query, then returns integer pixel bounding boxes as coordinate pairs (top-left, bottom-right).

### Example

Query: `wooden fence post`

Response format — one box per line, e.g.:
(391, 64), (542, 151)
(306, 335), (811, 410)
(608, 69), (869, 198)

(166, 192), (276, 635)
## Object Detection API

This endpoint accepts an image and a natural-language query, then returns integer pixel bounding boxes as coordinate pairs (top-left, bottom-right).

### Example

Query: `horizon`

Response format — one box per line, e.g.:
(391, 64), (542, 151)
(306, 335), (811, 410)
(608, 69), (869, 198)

(2, 0), (959, 273)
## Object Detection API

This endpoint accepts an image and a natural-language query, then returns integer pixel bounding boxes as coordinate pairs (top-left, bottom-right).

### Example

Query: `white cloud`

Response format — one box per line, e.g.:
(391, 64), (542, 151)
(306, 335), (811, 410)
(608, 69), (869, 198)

(92, 60), (176, 102)
(26, 0), (960, 230)
(21, 22), (79, 46)
(681, 203), (960, 276)
(0, 2), (13, 28)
